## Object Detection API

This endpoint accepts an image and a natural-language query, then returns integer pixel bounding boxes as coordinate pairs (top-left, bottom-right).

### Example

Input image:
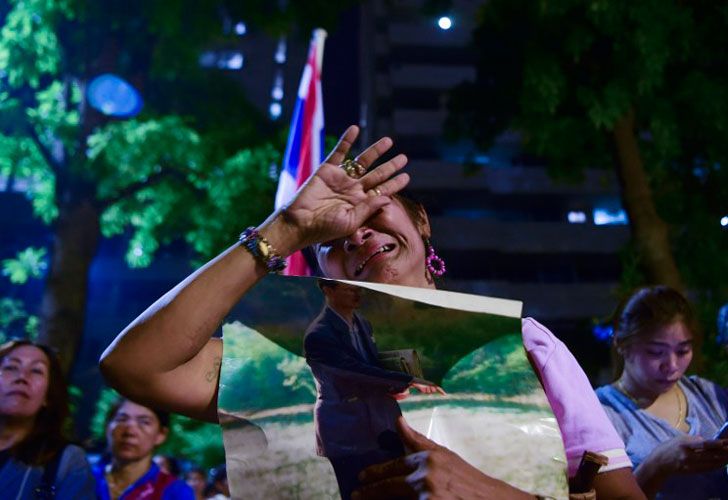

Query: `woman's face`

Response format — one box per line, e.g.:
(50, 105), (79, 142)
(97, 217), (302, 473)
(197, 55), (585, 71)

(315, 199), (431, 288)
(0, 345), (50, 420)
(107, 401), (167, 463)
(622, 320), (693, 395)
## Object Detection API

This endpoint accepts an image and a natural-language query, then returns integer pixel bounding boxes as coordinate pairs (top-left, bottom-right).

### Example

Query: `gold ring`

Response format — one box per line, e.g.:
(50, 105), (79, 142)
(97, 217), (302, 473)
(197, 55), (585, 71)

(372, 187), (382, 196)
(340, 159), (366, 179)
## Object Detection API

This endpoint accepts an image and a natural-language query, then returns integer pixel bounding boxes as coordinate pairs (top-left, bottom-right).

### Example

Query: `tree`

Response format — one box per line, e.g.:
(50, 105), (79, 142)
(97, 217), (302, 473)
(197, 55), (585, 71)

(0, 0), (288, 371)
(447, 0), (727, 296)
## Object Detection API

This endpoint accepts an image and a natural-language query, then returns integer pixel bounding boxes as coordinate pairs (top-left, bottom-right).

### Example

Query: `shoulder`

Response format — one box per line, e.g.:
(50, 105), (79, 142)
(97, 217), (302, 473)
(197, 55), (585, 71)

(54, 445), (96, 497)
(57, 444), (91, 475)
(683, 375), (728, 409)
(520, 317), (561, 369)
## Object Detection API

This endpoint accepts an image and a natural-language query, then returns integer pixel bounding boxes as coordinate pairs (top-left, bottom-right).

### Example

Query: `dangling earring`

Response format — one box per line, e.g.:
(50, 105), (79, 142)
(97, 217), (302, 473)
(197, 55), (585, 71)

(425, 239), (446, 277)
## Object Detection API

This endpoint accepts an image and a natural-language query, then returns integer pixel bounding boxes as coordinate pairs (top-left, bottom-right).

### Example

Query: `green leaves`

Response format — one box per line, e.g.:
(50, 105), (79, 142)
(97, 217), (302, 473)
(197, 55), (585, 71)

(0, 297), (39, 341)
(0, 0), (73, 88)
(2, 247), (48, 284)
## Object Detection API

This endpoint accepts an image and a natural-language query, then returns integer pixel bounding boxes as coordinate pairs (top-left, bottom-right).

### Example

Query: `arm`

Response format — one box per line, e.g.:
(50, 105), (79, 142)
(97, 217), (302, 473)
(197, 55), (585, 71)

(305, 329), (413, 387)
(633, 436), (728, 499)
(100, 126), (410, 422)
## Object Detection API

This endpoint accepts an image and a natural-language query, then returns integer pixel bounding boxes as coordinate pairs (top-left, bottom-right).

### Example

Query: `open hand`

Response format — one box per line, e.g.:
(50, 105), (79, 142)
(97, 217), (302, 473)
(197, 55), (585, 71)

(282, 125), (410, 250)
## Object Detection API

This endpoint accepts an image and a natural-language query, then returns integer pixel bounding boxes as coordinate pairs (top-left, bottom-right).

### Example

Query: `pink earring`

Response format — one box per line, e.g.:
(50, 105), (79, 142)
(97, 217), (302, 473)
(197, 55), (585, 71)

(425, 240), (446, 277)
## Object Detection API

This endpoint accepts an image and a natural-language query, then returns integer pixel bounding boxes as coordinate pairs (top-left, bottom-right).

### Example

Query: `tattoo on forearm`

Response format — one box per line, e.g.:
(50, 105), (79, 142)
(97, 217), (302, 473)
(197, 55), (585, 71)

(205, 356), (221, 383)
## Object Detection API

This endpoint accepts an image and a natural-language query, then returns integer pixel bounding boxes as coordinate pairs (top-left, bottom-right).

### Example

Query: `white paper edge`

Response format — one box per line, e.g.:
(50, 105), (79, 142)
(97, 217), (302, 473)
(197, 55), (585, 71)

(337, 279), (523, 318)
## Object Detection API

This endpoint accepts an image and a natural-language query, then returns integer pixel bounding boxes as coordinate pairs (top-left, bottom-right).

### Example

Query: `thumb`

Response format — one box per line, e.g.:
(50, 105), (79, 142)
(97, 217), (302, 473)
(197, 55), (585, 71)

(396, 416), (439, 452)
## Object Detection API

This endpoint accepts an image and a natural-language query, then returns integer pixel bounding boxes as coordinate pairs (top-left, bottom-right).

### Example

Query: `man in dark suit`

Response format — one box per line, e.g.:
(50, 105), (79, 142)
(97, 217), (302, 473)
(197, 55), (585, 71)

(304, 280), (442, 499)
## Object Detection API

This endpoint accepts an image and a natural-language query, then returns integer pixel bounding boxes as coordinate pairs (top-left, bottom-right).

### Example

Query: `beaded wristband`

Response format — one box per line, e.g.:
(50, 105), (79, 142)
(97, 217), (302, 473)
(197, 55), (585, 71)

(239, 227), (287, 274)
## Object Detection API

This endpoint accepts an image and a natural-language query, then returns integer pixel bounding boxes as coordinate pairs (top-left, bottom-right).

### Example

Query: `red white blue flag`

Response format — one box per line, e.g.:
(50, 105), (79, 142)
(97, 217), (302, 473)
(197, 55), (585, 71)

(275, 29), (327, 276)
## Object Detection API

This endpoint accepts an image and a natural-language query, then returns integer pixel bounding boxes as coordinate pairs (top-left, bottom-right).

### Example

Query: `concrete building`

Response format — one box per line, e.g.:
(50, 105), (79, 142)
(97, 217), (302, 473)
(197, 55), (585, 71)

(357, 0), (629, 368)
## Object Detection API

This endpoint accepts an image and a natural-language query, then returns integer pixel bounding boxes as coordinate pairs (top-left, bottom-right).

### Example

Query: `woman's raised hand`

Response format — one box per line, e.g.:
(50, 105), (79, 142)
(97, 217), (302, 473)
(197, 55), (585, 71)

(280, 125), (409, 250)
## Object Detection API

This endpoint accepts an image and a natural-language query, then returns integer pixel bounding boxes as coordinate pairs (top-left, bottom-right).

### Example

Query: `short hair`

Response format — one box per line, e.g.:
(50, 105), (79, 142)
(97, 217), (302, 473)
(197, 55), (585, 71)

(105, 397), (171, 429)
(0, 339), (69, 465)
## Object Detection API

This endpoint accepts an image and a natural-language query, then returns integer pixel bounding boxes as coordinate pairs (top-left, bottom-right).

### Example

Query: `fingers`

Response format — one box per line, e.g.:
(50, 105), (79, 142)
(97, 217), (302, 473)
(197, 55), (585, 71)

(324, 125), (360, 166)
(397, 415), (440, 452)
(368, 172), (410, 199)
(358, 451), (425, 484)
(355, 136), (393, 168)
(361, 154), (408, 190)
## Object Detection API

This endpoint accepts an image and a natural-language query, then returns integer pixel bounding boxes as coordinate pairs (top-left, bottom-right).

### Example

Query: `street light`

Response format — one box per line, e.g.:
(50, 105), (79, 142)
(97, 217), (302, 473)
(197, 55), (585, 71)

(437, 16), (452, 30)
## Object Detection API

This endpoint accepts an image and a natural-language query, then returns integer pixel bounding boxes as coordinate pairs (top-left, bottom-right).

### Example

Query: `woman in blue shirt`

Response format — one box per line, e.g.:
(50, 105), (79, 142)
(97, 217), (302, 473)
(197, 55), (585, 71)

(0, 339), (95, 499)
(597, 286), (728, 499)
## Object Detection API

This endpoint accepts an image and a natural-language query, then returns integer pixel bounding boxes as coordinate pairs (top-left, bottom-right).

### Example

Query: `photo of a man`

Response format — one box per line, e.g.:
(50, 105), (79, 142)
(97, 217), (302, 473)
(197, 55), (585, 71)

(303, 280), (443, 499)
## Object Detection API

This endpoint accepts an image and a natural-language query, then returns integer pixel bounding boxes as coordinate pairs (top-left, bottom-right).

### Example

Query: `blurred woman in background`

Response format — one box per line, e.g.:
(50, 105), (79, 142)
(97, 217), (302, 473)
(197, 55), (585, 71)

(94, 398), (194, 499)
(0, 339), (94, 498)
(597, 286), (728, 499)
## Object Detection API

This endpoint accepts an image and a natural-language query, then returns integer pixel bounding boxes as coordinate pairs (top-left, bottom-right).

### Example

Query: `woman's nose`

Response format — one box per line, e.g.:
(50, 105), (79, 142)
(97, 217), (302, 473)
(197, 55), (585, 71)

(663, 353), (679, 372)
(344, 227), (372, 252)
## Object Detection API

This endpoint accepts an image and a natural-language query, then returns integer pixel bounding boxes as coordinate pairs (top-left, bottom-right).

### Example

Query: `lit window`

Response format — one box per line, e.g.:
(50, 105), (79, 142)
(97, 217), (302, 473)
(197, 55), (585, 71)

(269, 102), (282, 119)
(275, 37), (287, 64)
(593, 208), (628, 226)
(224, 52), (244, 70)
(567, 211), (587, 224)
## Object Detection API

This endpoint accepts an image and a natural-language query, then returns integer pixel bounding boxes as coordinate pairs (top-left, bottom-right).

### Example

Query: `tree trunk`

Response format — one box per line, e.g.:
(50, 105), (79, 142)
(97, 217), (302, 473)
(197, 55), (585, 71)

(612, 108), (684, 291)
(37, 199), (100, 374)
(612, 109), (702, 367)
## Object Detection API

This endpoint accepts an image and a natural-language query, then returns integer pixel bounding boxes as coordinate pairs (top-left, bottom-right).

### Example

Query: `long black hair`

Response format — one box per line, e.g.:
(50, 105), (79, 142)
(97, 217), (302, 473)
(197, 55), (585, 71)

(0, 339), (70, 465)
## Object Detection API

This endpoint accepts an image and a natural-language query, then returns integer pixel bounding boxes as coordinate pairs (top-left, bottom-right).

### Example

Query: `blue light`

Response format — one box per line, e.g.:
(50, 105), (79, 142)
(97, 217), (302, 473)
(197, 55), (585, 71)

(87, 74), (143, 118)
(567, 211), (587, 224)
(593, 208), (628, 226)
(721, 215), (728, 227)
(269, 102), (282, 120)
(437, 16), (452, 30)
(234, 22), (247, 36)
(592, 324), (614, 342)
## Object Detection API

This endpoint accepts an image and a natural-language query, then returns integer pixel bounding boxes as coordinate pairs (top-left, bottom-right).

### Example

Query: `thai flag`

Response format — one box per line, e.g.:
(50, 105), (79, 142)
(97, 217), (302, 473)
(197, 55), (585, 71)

(275, 29), (327, 276)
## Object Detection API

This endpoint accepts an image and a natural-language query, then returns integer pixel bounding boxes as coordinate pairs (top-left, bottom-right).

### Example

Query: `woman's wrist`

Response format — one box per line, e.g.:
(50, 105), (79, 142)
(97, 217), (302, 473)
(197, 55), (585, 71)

(634, 454), (669, 497)
(256, 210), (306, 258)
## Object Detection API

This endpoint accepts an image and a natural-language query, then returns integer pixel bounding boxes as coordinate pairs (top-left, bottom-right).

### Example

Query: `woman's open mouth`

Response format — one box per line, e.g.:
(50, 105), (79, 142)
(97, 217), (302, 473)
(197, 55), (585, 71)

(354, 244), (395, 276)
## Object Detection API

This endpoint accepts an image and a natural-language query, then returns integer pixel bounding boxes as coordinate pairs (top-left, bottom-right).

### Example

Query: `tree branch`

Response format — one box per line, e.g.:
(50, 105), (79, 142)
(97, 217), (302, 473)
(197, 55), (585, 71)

(26, 123), (64, 178)
(97, 169), (205, 210)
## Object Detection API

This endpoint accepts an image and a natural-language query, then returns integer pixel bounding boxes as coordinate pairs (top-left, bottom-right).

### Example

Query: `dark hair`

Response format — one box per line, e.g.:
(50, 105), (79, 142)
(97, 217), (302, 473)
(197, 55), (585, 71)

(612, 286), (696, 377)
(157, 454), (181, 476)
(105, 397), (171, 429)
(0, 339), (70, 466)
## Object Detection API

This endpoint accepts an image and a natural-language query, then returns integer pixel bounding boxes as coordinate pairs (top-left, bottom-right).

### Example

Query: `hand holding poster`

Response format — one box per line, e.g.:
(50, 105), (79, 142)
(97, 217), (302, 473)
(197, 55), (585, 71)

(218, 275), (568, 499)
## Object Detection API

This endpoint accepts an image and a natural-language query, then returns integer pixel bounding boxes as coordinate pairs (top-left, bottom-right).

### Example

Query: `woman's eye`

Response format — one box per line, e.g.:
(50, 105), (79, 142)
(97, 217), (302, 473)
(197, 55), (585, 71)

(646, 350), (664, 357)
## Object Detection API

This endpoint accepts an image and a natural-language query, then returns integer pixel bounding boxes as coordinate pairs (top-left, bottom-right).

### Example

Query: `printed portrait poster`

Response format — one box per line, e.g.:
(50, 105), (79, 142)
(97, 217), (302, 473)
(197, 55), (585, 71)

(218, 275), (568, 499)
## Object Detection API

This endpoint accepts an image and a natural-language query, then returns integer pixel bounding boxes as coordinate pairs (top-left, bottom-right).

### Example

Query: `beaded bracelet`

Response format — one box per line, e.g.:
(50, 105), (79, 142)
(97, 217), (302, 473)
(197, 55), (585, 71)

(238, 227), (287, 274)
